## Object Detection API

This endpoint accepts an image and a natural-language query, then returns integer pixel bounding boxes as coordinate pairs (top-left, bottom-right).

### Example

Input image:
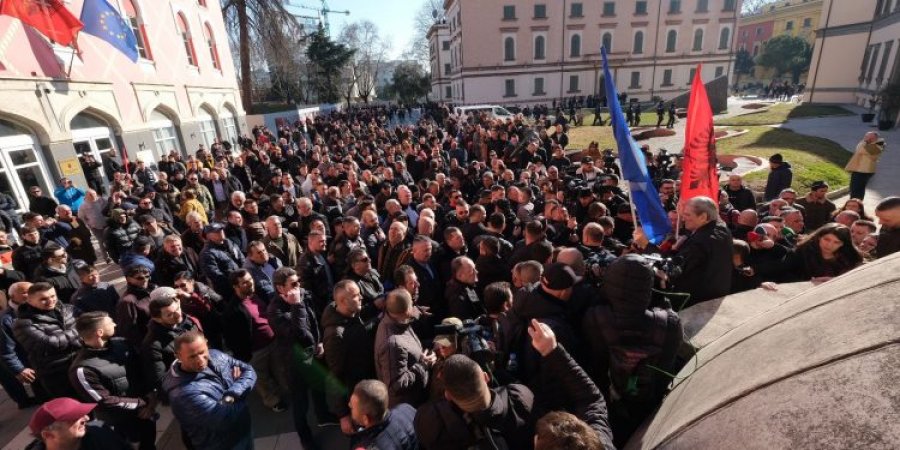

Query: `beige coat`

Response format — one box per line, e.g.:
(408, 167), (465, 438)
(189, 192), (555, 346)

(845, 139), (885, 173)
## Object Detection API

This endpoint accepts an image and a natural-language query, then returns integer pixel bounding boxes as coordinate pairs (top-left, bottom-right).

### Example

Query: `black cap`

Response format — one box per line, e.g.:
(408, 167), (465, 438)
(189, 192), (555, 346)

(203, 222), (225, 234)
(542, 263), (577, 290)
(769, 153), (783, 163)
(810, 180), (829, 190)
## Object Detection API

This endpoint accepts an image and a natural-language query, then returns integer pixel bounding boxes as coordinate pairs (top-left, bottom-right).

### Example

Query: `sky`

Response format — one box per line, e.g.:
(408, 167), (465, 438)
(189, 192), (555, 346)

(285, 0), (421, 59)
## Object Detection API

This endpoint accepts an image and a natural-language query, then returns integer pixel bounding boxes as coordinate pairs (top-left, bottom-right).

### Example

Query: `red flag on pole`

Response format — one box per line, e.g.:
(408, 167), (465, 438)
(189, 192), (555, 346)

(120, 145), (130, 175)
(0, 0), (83, 47)
(679, 64), (719, 209)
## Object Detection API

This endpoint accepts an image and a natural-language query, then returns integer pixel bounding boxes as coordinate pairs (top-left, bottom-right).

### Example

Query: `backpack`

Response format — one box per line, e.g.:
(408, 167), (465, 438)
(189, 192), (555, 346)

(604, 308), (672, 404)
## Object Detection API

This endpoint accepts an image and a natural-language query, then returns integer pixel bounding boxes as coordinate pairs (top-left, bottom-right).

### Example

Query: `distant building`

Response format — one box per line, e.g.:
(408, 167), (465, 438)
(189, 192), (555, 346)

(806, 0), (900, 122)
(735, 0), (823, 86)
(428, 0), (740, 106)
(427, 22), (451, 101)
(0, 0), (245, 211)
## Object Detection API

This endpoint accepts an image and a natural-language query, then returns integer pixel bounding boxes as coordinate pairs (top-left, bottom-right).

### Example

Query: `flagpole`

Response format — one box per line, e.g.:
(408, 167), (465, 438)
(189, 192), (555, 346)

(66, 32), (80, 79)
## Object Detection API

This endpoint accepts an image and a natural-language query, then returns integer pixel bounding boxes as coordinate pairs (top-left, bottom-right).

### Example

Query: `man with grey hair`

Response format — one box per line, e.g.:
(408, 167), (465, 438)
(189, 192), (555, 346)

(669, 196), (733, 307)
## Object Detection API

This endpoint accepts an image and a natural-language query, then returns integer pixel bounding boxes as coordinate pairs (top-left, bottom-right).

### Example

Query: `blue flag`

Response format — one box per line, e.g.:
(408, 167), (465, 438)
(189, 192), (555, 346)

(601, 47), (671, 244)
(80, 0), (138, 61)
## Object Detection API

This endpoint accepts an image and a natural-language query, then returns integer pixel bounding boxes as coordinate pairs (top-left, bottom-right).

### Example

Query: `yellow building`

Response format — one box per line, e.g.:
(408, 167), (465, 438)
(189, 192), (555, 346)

(736, 0), (823, 86)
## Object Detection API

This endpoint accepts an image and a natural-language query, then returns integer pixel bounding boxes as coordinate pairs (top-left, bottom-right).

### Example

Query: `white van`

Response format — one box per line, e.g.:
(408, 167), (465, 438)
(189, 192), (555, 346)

(454, 105), (515, 120)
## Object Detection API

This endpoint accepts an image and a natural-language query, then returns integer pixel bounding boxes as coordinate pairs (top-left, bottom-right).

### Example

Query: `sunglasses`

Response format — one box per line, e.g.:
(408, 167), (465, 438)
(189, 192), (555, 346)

(174, 282), (189, 289)
(354, 257), (371, 263)
(284, 280), (301, 288)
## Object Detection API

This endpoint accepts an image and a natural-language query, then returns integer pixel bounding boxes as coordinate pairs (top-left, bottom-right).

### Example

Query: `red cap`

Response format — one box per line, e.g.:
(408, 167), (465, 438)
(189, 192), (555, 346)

(29, 398), (96, 435)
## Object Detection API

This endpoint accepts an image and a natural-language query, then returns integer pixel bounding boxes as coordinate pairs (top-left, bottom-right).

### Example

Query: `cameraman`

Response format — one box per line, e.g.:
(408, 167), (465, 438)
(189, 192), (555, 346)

(414, 319), (614, 450)
(635, 196), (733, 308)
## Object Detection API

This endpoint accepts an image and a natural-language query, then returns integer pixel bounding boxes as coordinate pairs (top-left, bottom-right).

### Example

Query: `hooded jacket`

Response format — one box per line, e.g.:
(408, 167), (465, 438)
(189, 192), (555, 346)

(764, 162), (793, 201)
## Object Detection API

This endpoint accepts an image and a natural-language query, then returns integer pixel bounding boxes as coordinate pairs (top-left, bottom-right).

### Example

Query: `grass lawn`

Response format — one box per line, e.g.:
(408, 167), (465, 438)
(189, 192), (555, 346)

(567, 112), (661, 151)
(717, 126), (850, 192)
(715, 103), (853, 126)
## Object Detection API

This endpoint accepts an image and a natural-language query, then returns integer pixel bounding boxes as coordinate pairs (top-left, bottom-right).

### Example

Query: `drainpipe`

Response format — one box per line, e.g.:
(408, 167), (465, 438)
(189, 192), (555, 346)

(807, 0), (834, 103)
(650, 0), (663, 100)
(560, 0), (568, 104)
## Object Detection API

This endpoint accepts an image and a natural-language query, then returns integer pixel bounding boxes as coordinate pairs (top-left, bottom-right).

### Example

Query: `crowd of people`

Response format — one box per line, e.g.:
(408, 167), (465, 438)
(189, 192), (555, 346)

(0, 103), (896, 450)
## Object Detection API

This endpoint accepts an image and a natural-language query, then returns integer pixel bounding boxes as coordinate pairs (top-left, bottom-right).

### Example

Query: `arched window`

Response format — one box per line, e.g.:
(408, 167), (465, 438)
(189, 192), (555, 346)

(633, 31), (644, 54)
(693, 29), (704, 51)
(666, 30), (677, 53)
(534, 35), (545, 60)
(204, 23), (220, 70)
(719, 27), (731, 50)
(123, 0), (151, 60)
(504, 36), (515, 61)
(177, 13), (197, 66)
(570, 34), (581, 57)
(602, 33), (612, 52)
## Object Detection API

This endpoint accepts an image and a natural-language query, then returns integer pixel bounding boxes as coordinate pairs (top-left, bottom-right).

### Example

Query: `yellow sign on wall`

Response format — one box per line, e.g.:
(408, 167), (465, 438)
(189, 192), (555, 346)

(58, 158), (83, 177)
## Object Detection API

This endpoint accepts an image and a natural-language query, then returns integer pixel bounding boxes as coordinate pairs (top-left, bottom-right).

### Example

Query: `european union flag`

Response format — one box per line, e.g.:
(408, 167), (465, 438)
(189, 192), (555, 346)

(601, 47), (671, 244)
(80, 0), (138, 61)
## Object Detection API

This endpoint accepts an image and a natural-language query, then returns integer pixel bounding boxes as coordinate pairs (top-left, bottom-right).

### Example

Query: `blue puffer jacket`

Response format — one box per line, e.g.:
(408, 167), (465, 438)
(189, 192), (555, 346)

(162, 349), (256, 450)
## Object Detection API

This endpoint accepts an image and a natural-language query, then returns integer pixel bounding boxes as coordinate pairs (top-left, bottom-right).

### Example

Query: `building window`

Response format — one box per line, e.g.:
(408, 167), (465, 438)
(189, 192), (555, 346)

(877, 40), (894, 82)
(865, 43), (881, 82)
(445, 86), (452, 98)
(724, 0), (736, 11)
(666, 30), (677, 53)
(571, 2), (583, 17)
(444, 63), (451, 75)
(688, 67), (697, 84)
(603, 2), (615, 16)
(123, 0), (152, 60)
(693, 29), (704, 51)
(662, 69), (673, 86)
(719, 27), (731, 50)
(442, 41), (450, 50)
(633, 31), (644, 54)
(534, 35), (546, 60)
(570, 34), (581, 57)
(534, 77), (545, 95)
(756, 27), (762, 36)
(504, 37), (515, 61)
(503, 5), (516, 20)
(629, 71), (641, 88)
(197, 109), (218, 149)
(803, 18), (812, 28)
(221, 113), (238, 148)
(534, 4), (546, 18)
(715, 66), (724, 77)
(669, 0), (681, 14)
(697, 0), (708, 12)
(204, 23), (220, 70)
(785, 21), (794, 30)
(742, 30), (748, 38)
(177, 13), (197, 66)
(753, 44), (760, 56)
(569, 75), (580, 92)
(635, 1), (647, 14)
(602, 32), (613, 52)
(504, 79), (516, 97)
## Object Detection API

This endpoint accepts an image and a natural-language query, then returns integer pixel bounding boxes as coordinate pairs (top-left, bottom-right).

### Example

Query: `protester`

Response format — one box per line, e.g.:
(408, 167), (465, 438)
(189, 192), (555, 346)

(348, 379), (418, 449)
(845, 131), (885, 200)
(874, 196), (900, 258)
(375, 288), (435, 408)
(26, 397), (131, 450)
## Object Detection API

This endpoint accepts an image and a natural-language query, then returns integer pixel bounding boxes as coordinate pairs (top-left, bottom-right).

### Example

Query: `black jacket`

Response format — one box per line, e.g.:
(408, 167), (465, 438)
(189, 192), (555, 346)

(152, 247), (200, 287)
(444, 279), (485, 321)
(12, 303), (80, 375)
(414, 346), (613, 450)
(298, 251), (335, 317)
(141, 316), (202, 392)
(726, 186), (757, 212)
(764, 162), (793, 201)
(409, 259), (444, 315)
(69, 338), (147, 421)
(12, 242), (42, 279)
(671, 220), (734, 307)
(33, 264), (83, 304)
(71, 282), (119, 316)
(267, 291), (320, 365)
(321, 303), (376, 417)
(199, 240), (243, 297)
(104, 219), (142, 263)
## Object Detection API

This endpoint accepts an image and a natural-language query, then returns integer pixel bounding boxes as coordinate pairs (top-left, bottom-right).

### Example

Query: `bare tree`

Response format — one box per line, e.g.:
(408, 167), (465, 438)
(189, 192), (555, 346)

(339, 21), (391, 104)
(222, 0), (303, 110)
(406, 0), (445, 67)
(742, 0), (781, 16)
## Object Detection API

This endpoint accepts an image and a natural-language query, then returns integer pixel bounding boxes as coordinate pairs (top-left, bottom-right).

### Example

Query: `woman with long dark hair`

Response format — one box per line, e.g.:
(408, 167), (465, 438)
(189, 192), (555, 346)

(783, 223), (863, 283)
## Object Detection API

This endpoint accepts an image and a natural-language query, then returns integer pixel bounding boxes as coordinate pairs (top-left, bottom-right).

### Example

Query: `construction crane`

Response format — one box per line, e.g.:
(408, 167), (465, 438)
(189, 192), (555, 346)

(283, 0), (350, 36)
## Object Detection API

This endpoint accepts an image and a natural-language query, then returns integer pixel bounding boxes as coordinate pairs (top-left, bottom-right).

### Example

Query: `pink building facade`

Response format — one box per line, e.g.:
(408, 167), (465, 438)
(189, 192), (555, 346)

(431, 0), (740, 106)
(735, 19), (774, 56)
(0, 0), (245, 211)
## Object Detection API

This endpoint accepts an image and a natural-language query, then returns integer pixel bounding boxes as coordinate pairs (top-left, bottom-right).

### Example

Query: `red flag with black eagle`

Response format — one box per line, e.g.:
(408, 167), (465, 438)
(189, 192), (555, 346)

(0, 0), (83, 47)
(679, 64), (719, 209)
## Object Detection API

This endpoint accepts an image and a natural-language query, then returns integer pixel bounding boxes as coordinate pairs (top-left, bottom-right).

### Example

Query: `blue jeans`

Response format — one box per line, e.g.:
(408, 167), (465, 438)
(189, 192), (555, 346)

(849, 172), (874, 200)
